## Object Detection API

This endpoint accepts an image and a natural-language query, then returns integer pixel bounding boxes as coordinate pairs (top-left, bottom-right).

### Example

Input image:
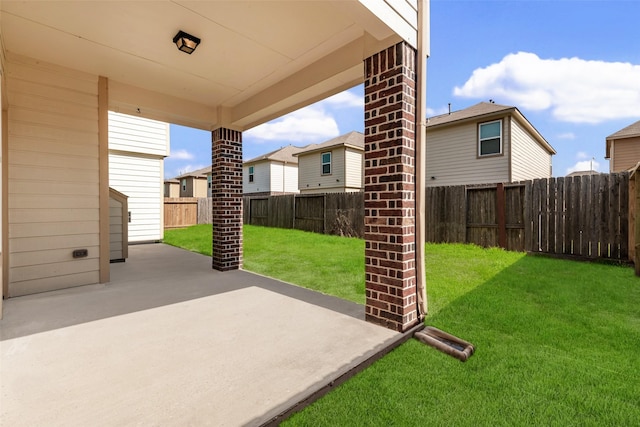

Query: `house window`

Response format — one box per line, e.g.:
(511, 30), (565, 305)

(322, 152), (331, 175)
(181, 178), (186, 192)
(249, 166), (254, 183)
(479, 120), (502, 156)
(207, 174), (212, 189)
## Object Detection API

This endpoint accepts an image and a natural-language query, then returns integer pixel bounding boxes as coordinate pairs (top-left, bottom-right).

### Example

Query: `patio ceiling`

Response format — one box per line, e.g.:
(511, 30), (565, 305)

(0, 0), (404, 130)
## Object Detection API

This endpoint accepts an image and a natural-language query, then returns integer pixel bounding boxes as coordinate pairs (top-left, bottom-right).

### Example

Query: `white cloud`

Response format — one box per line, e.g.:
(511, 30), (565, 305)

(245, 106), (340, 143)
(454, 52), (640, 124)
(557, 132), (576, 140)
(426, 106), (450, 117)
(566, 159), (601, 175)
(169, 149), (194, 160)
(322, 90), (364, 108)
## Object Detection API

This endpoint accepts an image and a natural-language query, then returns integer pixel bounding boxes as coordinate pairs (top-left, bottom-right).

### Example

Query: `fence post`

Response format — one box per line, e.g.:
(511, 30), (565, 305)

(496, 183), (506, 249)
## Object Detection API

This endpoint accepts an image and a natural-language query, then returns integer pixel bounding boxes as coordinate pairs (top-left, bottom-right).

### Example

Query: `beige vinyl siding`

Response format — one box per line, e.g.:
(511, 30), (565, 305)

(359, 0), (418, 48)
(7, 54), (99, 296)
(426, 120), (509, 187)
(510, 118), (552, 181)
(193, 177), (208, 198)
(243, 161), (270, 194)
(611, 137), (640, 172)
(108, 112), (169, 157)
(298, 148), (347, 193)
(268, 162), (299, 194)
(283, 164), (299, 193)
(344, 148), (363, 190)
(109, 153), (163, 242)
(109, 196), (124, 260)
(1, 46), (5, 311)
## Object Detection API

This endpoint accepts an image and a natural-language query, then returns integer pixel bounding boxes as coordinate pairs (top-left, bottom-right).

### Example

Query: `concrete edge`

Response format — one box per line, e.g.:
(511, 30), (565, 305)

(258, 322), (425, 426)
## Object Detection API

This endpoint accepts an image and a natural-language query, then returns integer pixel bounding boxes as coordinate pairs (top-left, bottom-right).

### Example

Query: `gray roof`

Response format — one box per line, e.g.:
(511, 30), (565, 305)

(175, 166), (210, 179)
(426, 102), (556, 155)
(294, 131), (364, 156)
(427, 102), (515, 127)
(606, 119), (640, 140)
(566, 170), (600, 178)
(244, 145), (305, 165)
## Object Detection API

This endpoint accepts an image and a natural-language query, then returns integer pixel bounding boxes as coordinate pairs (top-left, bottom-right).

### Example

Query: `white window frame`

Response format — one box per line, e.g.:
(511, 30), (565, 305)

(181, 178), (186, 192)
(321, 152), (331, 175)
(478, 120), (503, 157)
(248, 165), (254, 183)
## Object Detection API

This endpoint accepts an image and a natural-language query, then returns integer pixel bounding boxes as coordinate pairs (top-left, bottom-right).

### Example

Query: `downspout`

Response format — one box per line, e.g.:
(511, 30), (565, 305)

(415, 0), (429, 319)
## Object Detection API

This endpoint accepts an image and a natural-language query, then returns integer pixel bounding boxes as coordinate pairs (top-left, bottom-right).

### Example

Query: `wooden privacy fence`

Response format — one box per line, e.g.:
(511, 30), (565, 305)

(164, 197), (198, 229)
(166, 173), (631, 263)
(244, 193), (365, 237)
(427, 172), (630, 261)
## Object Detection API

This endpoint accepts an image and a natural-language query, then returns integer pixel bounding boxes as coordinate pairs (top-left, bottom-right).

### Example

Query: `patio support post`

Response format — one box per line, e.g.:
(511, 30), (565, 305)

(363, 42), (420, 332)
(211, 127), (243, 271)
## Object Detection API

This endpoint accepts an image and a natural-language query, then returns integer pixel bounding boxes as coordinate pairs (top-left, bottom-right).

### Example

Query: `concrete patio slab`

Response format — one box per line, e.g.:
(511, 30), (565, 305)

(1, 244), (400, 426)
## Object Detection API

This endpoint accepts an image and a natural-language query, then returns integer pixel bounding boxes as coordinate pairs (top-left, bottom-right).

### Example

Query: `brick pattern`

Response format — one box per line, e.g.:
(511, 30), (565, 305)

(211, 128), (243, 271)
(363, 42), (419, 332)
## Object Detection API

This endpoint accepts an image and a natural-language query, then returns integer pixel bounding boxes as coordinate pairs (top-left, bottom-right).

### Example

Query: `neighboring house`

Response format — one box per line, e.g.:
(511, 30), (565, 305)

(243, 145), (302, 195)
(175, 167), (210, 198)
(566, 170), (599, 178)
(164, 179), (180, 198)
(605, 119), (640, 173)
(426, 102), (556, 186)
(109, 111), (169, 243)
(295, 131), (364, 194)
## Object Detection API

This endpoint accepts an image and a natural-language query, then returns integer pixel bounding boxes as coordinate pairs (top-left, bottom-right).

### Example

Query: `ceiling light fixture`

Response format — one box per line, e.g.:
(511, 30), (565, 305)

(173, 30), (201, 54)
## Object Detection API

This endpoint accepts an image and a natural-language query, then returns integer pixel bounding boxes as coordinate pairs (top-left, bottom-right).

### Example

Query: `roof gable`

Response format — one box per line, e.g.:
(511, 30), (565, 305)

(244, 145), (305, 165)
(607, 119), (640, 140)
(426, 102), (556, 155)
(294, 131), (364, 157)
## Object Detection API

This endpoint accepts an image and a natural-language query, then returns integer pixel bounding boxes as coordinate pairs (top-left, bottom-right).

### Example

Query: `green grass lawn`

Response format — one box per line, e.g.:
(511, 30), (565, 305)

(164, 224), (640, 425)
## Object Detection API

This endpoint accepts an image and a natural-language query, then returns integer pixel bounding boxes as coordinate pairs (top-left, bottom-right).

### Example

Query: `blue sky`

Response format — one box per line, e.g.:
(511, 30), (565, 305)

(165, 0), (640, 179)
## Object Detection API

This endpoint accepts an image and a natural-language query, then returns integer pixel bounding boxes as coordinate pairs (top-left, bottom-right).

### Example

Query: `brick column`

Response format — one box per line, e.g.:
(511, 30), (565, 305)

(211, 127), (243, 271)
(364, 42), (419, 332)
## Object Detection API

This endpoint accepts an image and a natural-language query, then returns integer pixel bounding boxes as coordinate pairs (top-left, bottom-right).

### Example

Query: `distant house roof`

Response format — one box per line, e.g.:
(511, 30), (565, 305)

(164, 178), (180, 183)
(293, 131), (364, 157)
(426, 102), (556, 155)
(175, 167), (210, 179)
(605, 119), (640, 159)
(607, 119), (640, 140)
(566, 170), (600, 178)
(244, 145), (305, 165)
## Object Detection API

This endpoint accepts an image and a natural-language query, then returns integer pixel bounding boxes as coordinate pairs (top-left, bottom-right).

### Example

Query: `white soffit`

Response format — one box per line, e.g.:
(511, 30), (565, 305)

(0, 1), (412, 130)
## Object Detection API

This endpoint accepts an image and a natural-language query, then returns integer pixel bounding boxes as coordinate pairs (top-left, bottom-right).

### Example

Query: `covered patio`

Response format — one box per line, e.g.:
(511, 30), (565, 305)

(1, 243), (408, 426)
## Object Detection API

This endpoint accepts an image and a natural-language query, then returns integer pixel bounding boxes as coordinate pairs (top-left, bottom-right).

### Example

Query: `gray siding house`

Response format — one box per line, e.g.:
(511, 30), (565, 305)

(426, 102), (556, 186)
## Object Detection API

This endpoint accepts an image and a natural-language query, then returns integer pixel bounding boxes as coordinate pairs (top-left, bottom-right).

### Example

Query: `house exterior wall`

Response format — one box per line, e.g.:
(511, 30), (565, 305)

(298, 148), (347, 193)
(610, 137), (640, 172)
(268, 162), (299, 194)
(359, 0), (418, 48)
(109, 153), (163, 242)
(510, 118), (552, 181)
(193, 177), (208, 198)
(1, 40), (5, 311)
(426, 118), (510, 186)
(243, 161), (270, 194)
(164, 181), (179, 198)
(344, 147), (363, 190)
(108, 111), (168, 243)
(6, 54), (100, 297)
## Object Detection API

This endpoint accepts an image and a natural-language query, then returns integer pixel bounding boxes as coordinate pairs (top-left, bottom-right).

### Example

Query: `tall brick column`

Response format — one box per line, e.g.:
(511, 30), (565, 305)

(211, 127), (243, 271)
(364, 42), (419, 332)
